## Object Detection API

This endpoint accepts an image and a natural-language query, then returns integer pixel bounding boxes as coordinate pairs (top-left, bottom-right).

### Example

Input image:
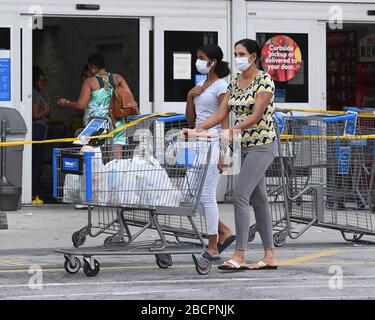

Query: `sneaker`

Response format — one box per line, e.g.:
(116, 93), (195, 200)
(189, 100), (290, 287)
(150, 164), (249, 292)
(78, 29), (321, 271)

(32, 196), (44, 205)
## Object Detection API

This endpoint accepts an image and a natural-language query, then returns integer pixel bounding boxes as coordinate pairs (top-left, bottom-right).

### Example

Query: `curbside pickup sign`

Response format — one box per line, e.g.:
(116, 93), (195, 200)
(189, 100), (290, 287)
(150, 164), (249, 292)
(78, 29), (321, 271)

(261, 35), (302, 82)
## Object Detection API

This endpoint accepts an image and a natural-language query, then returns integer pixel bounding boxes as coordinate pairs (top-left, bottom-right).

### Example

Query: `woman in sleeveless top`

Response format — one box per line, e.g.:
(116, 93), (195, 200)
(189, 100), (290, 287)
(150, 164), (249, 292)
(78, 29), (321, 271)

(58, 53), (136, 158)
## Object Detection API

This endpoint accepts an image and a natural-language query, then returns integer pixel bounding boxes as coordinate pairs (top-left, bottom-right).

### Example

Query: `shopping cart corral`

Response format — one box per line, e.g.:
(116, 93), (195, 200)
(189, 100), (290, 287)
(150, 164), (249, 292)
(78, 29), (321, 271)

(53, 122), (216, 276)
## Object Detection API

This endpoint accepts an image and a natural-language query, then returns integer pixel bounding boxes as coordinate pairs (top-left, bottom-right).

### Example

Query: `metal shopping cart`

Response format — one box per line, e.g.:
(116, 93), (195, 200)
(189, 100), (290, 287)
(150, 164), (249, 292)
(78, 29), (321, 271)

(280, 112), (375, 243)
(103, 114), (209, 246)
(62, 114), (193, 248)
(53, 125), (216, 276)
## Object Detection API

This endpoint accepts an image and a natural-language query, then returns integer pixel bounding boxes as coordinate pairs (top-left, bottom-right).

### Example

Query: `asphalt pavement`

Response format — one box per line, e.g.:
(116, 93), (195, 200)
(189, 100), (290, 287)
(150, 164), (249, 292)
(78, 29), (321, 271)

(0, 204), (375, 300)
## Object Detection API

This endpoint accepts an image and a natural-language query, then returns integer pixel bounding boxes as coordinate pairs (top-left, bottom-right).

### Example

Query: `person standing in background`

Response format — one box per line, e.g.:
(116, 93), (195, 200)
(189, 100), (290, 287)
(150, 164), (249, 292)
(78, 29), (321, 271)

(58, 54), (137, 159)
(71, 64), (93, 138)
(80, 64), (92, 126)
(32, 66), (52, 205)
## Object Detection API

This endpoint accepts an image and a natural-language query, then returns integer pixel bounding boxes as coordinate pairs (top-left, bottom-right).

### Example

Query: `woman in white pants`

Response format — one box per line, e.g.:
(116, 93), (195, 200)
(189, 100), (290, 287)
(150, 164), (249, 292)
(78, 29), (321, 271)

(186, 44), (235, 261)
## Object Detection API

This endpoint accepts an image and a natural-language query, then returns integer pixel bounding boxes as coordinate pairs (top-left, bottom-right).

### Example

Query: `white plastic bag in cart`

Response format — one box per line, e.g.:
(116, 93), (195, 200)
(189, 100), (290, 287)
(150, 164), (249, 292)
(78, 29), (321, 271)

(63, 146), (108, 205)
(63, 174), (85, 203)
(105, 159), (140, 206)
(87, 146), (108, 205)
(134, 155), (182, 207)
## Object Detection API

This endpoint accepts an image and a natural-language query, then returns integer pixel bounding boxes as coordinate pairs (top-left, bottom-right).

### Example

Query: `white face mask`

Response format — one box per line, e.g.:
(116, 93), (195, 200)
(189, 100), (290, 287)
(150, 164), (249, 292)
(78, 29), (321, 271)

(235, 56), (252, 72)
(195, 59), (211, 74)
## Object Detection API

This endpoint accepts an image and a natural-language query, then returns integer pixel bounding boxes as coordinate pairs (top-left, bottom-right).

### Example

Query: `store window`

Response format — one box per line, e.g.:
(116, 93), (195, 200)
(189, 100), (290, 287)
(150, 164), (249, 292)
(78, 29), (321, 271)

(327, 24), (375, 110)
(256, 33), (309, 103)
(164, 31), (218, 102)
(0, 28), (11, 101)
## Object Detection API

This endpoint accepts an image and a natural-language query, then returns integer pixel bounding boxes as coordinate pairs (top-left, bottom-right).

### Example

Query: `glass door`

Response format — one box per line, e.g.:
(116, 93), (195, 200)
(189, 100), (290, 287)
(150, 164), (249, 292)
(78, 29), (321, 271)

(247, 18), (326, 110)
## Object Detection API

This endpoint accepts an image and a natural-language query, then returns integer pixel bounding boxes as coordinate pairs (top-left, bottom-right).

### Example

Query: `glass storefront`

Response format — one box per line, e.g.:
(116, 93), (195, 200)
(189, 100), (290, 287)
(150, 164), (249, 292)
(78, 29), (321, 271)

(327, 23), (375, 110)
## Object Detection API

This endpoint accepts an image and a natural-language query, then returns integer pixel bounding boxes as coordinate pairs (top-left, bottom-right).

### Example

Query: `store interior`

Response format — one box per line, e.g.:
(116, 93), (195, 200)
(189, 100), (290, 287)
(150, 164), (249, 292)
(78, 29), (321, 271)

(327, 23), (375, 111)
(32, 17), (139, 202)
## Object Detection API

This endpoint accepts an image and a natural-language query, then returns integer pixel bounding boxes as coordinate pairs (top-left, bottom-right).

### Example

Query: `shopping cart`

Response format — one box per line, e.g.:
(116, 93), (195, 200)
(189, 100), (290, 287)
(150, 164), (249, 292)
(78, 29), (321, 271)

(280, 112), (375, 243)
(53, 129), (216, 276)
(104, 114), (208, 246)
(62, 114), (193, 248)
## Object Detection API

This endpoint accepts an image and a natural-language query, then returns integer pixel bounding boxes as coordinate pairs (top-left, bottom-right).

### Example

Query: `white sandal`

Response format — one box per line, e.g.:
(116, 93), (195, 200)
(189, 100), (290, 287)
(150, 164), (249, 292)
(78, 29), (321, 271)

(249, 260), (278, 270)
(218, 259), (248, 270)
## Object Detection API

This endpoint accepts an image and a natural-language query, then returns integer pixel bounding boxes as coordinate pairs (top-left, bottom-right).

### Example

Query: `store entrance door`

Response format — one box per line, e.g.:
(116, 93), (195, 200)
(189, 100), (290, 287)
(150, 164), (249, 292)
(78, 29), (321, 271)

(32, 16), (151, 204)
(326, 22), (375, 111)
(247, 18), (326, 110)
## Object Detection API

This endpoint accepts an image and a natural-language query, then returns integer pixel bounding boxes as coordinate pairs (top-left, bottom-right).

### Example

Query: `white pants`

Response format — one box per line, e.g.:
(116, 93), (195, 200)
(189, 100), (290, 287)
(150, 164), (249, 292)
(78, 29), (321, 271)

(197, 139), (220, 235)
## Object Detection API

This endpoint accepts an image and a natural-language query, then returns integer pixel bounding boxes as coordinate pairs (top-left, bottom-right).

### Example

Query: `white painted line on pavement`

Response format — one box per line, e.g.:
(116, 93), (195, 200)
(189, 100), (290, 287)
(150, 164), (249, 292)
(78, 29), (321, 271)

(302, 296), (375, 300)
(1, 274), (375, 289)
(3, 285), (375, 300)
(245, 284), (375, 290)
(3, 289), (200, 300)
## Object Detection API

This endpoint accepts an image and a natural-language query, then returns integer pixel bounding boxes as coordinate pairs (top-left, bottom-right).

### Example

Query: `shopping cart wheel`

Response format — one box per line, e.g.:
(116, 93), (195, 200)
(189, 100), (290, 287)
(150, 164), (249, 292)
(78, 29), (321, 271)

(104, 236), (113, 247)
(63, 256), (81, 274)
(155, 254), (173, 269)
(72, 231), (86, 248)
(370, 202), (375, 214)
(273, 232), (287, 247)
(83, 258), (100, 277)
(341, 231), (364, 243)
(192, 254), (211, 275)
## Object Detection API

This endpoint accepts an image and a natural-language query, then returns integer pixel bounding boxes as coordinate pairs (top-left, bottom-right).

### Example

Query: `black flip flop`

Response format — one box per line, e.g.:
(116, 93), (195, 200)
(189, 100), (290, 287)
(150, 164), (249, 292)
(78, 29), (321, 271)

(217, 235), (236, 254)
(202, 251), (221, 261)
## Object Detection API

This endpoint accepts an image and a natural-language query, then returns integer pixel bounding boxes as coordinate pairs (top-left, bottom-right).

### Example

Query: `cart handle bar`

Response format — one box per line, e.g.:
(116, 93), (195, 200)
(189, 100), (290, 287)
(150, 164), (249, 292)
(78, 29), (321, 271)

(321, 113), (356, 123)
(185, 132), (218, 138)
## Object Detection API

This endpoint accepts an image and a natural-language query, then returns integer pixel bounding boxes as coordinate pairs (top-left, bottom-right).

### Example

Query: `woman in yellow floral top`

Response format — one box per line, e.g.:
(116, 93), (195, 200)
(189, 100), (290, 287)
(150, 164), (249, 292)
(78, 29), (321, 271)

(195, 39), (278, 271)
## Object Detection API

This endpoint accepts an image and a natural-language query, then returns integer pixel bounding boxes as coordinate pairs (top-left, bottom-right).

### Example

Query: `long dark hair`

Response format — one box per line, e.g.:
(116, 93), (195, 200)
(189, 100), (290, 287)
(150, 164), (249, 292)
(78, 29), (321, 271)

(32, 65), (45, 90)
(88, 53), (106, 69)
(234, 39), (261, 61)
(198, 44), (230, 78)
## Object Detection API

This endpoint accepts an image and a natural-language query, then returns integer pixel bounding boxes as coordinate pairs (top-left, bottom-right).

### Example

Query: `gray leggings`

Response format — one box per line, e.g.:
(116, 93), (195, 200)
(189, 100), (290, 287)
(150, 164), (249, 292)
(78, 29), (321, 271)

(233, 141), (277, 251)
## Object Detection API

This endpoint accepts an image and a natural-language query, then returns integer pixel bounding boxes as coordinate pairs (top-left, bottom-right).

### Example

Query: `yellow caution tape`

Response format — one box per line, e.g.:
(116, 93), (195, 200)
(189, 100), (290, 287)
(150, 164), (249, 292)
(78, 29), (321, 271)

(275, 108), (375, 118)
(280, 134), (375, 140)
(0, 112), (177, 147)
(1, 110), (373, 146)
